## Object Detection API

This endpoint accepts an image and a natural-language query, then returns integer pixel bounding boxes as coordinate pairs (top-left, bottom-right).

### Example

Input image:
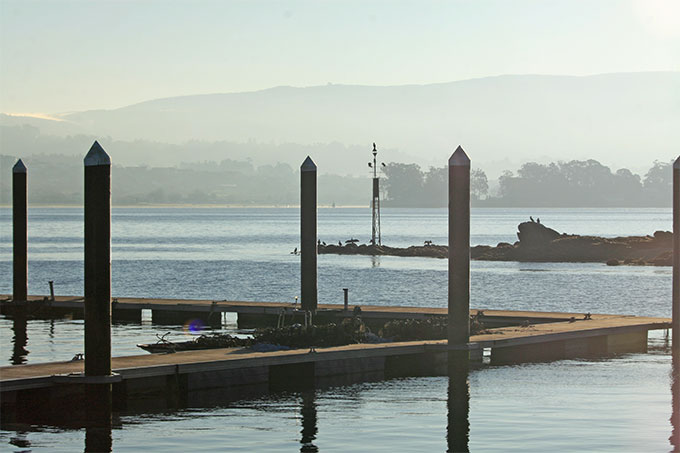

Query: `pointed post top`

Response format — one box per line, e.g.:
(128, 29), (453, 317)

(449, 145), (470, 167)
(674, 156), (680, 169)
(12, 159), (27, 173)
(301, 156), (317, 172)
(84, 141), (111, 167)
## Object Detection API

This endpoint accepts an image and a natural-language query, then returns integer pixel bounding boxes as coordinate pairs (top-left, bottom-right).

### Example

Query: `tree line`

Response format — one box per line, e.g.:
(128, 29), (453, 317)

(1, 154), (673, 208)
(381, 163), (489, 206)
(381, 159), (673, 207)
(0, 154), (367, 206)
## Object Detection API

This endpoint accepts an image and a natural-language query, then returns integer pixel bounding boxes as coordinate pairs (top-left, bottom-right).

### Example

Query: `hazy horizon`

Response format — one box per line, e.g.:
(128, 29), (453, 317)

(1, 1), (678, 180)
(2, 0), (679, 113)
(2, 70), (675, 116)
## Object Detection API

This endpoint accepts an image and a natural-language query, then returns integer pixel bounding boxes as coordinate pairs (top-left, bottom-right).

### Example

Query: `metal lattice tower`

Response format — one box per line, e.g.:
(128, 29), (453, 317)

(369, 143), (382, 246)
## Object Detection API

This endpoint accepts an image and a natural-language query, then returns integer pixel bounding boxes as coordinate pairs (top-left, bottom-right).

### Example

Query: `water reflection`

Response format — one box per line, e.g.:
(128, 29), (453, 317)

(9, 431), (30, 449)
(370, 255), (381, 268)
(300, 390), (318, 452)
(447, 351), (470, 453)
(671, 348), (679, 452)
(85, 426), (112, 453)
(10, 311), (28, 365)
(84, 384), (113, 453)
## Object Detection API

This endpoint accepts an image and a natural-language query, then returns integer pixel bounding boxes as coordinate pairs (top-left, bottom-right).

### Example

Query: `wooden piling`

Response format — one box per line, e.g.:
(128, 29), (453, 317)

(300, 156), (317, 312)
(674, 156), (679, 350)
(10, 312), (28, 365)
(12, 159), (27, 303)
(300, 390), (318, 451)
(84, 141), (112, 377)
(448, 146), (471, 346)
(85, 424), (112, 453)
(447, 360), (470, 453)
(672, 348), (679, 450)
(10, 159), (29, 370)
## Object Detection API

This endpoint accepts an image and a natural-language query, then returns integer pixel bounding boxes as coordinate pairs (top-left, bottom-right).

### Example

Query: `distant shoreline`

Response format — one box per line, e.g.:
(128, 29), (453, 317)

(0, 204), (672, 209)
(0, 203), (369, 209)
(319, 221), (673, 266)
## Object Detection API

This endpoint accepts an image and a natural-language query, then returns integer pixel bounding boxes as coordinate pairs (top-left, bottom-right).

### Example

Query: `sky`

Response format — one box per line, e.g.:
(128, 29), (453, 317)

(1, 0), (679, 114)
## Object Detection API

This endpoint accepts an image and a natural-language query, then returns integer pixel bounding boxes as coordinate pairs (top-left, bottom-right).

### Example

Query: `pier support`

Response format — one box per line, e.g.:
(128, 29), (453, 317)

(300, 156), (317, 312)
(447, 359), (470, 453)
(13, 159), (27, 303)
(11, 160), (29, 367)
(10, 311), (28, 365)
(84, 141), (112, 378)
(447, 146), (471, 452)
(674, 156), (679, 350)
(448, 146), (470, 347)
(300, 390), (318, 451)
(85, 425), (112, 453)
(83, 141), (113, 444)
(672, 348), (679, 451)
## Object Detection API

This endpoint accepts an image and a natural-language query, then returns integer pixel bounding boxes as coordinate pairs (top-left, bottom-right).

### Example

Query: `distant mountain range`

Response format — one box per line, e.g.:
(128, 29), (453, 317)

(2, 72), (678, 175)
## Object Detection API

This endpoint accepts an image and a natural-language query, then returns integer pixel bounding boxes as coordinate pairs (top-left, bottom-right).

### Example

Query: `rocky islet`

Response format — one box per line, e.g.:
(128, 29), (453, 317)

(317, 221), (673, 266)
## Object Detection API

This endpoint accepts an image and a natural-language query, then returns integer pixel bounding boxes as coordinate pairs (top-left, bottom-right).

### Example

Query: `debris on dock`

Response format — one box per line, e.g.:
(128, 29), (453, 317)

(137, 332), (253, 353)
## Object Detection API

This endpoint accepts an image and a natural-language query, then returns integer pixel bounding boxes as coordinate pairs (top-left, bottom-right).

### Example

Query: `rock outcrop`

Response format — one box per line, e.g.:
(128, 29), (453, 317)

(318, 222), (673, 265)
(319, 242), (449, 259)
(516, 221), (561, 246)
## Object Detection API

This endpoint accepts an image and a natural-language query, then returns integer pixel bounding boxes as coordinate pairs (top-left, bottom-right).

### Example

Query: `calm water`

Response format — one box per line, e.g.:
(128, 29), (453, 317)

(0, 207), (676, 452)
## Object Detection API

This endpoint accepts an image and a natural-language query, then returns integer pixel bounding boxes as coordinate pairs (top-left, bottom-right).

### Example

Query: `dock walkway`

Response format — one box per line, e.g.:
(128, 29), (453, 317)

(0, 308), (669, 393)
(0, 295), (598, 327)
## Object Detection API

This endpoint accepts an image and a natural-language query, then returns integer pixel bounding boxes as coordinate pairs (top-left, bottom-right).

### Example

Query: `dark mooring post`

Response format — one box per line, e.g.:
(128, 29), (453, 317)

(300, 389), (318, 452)
(83, 141), (113, 437)
(10, 310), (28, 365)
(13, 159), (28, 303)
(448, 146), (471, 347)
(671, 344), (680, 452)
(300, 156), (318, 312)
(447, 369), (470, 453)
(85, 425), (113, 453)
(674, 156), (679, 351)
(672, 347), (679, 452)
(447, 146), (471, 452)
(84, 141), (112, 377)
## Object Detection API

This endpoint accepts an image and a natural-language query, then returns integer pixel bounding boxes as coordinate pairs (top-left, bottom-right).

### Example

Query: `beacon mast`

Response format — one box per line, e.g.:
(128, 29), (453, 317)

(368, 143), (384, 246)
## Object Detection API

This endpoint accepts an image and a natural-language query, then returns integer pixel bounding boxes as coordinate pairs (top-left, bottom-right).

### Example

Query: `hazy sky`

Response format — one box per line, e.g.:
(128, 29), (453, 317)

(1, 0), (678, 114)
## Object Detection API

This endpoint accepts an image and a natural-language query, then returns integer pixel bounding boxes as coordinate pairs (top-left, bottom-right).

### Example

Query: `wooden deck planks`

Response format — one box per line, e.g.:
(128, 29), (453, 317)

(0, 294), (623, 321)
(1, 311), (670, 392)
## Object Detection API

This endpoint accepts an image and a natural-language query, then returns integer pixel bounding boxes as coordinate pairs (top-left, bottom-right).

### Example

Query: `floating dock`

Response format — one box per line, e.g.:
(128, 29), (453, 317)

(0, 296), (670, 423)
(0, 294), (600, 328)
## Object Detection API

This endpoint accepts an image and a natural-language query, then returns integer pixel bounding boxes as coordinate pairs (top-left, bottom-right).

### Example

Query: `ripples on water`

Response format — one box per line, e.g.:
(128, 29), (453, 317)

(0, 335), (673, 452)
(0, 208), (672, 317)
(0, 207), (675, 452)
